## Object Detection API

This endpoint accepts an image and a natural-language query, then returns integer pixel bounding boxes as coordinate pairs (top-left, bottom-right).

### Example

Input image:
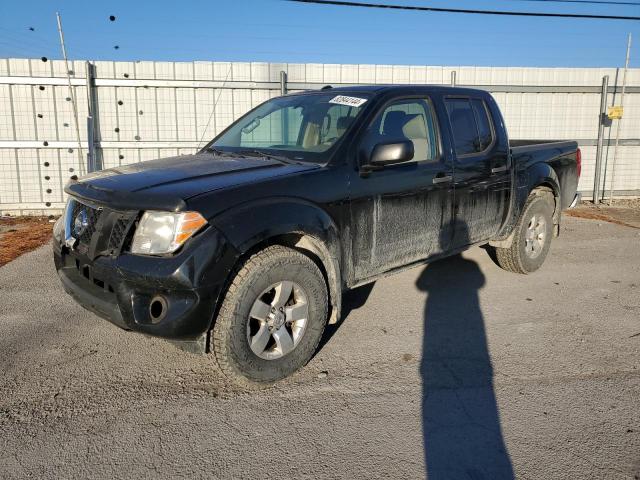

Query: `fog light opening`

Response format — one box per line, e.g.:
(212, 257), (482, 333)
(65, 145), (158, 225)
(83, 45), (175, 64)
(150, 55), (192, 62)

(149, 295), (168, 323)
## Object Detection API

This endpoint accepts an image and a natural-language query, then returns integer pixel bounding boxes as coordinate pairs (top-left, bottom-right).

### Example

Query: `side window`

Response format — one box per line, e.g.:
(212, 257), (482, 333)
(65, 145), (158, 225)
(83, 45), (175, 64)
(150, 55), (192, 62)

(364, 98), (439, 162)
(471, 99), (494, 151)
(445, 99), (478, 155)
(445, 98), (494, 156)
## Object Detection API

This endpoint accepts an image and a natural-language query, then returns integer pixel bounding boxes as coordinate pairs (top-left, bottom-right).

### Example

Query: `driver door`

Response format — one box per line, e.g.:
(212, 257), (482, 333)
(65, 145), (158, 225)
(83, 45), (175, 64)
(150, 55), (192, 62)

(348, 97), (454, 283)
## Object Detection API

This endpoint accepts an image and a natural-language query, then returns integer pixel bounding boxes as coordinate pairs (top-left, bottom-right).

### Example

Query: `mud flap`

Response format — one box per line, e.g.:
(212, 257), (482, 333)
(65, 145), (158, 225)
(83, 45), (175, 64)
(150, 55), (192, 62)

(165, 333), (208, 355)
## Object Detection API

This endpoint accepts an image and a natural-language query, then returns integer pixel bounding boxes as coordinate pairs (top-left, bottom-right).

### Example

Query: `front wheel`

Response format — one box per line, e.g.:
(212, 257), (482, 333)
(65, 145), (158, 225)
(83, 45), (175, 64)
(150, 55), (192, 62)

(493, 192), (555, 274)
(212, 245), (328, 386)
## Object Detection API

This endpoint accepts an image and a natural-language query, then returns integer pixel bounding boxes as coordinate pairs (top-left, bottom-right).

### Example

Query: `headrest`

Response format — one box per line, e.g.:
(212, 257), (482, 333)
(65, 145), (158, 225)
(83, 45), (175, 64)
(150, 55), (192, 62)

(402, 114), (427, 139)
(382, 111), (408, 137)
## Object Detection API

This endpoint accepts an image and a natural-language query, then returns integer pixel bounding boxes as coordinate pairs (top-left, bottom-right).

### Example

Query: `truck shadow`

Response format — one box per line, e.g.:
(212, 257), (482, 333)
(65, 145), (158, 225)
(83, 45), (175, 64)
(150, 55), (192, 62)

(415, 223), (514, 479)
(315, 282), (376, 354)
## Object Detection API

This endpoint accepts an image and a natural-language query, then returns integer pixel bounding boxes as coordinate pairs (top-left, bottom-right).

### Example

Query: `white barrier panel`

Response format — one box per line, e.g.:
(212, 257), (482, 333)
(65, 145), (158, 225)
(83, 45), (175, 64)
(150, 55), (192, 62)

(0, 58), (638, 214)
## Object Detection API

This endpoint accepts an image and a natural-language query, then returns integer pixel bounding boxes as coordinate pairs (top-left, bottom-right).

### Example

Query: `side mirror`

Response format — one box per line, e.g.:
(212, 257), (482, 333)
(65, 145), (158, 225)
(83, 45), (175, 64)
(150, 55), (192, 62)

(369, 140), (414, 167)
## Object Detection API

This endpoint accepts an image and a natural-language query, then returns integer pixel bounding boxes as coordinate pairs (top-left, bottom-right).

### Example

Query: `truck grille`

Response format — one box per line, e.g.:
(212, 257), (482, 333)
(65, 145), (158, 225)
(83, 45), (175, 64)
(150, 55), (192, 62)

(70, 200), (102, 245)
(107, 218), (131, 250)
(66, 198), (136, 257)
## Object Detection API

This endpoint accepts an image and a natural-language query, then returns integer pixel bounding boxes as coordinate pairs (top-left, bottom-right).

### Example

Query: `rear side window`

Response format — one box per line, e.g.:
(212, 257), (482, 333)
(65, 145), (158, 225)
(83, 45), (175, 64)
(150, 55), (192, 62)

(445, 98), (494, 156)
(471, 99), (493, 151)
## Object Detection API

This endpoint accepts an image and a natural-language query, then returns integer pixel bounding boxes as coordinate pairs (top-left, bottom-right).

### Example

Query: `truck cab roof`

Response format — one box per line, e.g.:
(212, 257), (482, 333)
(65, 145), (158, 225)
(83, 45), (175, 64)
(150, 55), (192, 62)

(293, 84), (491, 98)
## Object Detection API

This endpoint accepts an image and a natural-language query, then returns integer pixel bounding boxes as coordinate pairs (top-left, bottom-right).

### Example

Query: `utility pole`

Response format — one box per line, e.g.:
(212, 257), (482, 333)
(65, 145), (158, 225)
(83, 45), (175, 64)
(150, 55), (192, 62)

(593, 75), (608, 203)
(607, 33), (632, 205)
(56, 12), (85, 175)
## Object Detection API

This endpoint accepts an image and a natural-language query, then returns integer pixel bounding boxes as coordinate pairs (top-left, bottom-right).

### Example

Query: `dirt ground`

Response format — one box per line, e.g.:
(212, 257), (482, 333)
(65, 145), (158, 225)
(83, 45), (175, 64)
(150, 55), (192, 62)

(0, 216), (53, 267)
(566, 198), (640, 229)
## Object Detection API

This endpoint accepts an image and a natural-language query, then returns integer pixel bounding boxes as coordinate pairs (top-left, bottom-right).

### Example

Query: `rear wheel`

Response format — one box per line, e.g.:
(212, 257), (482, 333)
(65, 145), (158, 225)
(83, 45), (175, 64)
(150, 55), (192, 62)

(212, 245), (328, 386)
(493, 192), (555, 274)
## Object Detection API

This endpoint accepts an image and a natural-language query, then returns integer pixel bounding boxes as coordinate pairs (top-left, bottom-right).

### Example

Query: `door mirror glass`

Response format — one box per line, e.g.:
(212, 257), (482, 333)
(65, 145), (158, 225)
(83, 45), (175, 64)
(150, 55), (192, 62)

(369, 140), (414, 166)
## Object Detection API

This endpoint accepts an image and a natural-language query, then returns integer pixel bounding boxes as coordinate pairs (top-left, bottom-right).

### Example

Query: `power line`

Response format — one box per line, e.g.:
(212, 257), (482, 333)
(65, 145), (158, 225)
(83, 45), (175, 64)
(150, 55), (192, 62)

(286, 0), (640, 20)
(496, 0), (640, 6)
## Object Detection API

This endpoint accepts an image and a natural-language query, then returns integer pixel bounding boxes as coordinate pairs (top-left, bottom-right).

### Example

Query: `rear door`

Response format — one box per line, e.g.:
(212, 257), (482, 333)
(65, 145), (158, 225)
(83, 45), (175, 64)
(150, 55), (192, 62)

(444, 96), (510, 247)
(348, 96), (454, 282)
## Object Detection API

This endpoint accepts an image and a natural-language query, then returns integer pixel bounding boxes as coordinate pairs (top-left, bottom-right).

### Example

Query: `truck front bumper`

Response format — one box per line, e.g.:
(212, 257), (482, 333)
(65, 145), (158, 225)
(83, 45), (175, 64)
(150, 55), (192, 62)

(53, 225), (239, 344)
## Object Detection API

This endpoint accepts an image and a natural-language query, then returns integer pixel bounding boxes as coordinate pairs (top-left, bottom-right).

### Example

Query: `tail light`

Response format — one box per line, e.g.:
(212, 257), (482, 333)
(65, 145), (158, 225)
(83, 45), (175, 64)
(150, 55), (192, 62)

(576, 148), (582, 178)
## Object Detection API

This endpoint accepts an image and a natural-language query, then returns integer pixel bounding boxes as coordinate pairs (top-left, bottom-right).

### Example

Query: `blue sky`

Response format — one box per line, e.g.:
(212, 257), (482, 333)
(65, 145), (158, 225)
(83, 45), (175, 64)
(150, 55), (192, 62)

(0, 0), (638, 67)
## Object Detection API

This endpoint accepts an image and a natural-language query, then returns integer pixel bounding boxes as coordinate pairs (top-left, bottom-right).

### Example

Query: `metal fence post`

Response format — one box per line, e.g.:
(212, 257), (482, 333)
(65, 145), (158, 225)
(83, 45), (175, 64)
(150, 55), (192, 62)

(451, 71), (457, 87)
(593, 75), (609, 203)
(85, 61), (102, 172)
(280, 71), (289, 144)
(607, 33), (632, 205)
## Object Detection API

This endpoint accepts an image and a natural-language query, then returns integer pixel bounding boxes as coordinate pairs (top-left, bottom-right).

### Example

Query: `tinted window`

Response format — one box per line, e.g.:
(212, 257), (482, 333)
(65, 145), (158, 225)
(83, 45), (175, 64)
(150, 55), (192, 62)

(445, 98), (494, 156)
(471, 99), (493, 151)
(364, 98), (439, 162)
(445, 99), (478, 155)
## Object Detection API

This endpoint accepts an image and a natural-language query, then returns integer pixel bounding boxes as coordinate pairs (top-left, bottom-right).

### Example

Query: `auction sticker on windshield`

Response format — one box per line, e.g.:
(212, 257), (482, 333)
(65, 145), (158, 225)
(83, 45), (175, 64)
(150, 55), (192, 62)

(329, 95), (368, 107)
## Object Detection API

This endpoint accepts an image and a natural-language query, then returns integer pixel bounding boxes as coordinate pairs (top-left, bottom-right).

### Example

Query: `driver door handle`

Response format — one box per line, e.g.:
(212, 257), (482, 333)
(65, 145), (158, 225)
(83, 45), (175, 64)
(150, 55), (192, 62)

(491, 165), (508, 173)
(432, 174), (453, 184)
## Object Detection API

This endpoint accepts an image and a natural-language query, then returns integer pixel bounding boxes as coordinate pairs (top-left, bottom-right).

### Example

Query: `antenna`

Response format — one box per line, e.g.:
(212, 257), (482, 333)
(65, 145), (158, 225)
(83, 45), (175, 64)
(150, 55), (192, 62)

(196, 64), (234, 151)
(56, 12), (85, 175)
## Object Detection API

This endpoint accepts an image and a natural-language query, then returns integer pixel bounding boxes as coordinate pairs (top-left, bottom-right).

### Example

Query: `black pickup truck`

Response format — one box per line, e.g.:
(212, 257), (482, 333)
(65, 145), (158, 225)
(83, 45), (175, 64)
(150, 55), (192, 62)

(53, 85), (580, 385)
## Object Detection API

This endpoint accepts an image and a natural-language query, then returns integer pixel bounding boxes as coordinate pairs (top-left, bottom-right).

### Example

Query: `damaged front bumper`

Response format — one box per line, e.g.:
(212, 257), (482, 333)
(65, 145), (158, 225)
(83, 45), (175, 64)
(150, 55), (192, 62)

(53, 223), (239, 351)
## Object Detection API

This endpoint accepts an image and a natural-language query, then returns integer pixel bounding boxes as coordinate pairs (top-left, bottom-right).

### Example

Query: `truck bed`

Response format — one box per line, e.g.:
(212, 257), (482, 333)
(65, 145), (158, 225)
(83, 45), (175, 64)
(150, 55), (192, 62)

(509, 139), (577, 152)
(509, 139), (579, 211)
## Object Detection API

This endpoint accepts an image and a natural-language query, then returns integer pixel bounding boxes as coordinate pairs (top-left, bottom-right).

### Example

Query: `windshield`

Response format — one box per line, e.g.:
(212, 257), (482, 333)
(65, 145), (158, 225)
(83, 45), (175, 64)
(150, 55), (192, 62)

(205, 92), (370, 163)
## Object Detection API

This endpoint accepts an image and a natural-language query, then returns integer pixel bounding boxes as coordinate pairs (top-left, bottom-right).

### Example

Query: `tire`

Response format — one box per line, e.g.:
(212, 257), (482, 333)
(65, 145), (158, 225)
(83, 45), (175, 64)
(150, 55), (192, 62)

(212, 245), (328, 386)
(493, 192), (555, 274)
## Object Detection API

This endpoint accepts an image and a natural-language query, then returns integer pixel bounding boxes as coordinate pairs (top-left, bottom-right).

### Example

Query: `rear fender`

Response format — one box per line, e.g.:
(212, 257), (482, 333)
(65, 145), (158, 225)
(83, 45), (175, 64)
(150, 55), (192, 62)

(527, 162), (561, 227)
(490, 163), (560, 248)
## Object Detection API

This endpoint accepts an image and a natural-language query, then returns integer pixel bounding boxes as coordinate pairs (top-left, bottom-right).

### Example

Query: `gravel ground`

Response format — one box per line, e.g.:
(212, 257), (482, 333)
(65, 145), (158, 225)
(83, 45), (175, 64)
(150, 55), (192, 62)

(1, 216), (639, 479)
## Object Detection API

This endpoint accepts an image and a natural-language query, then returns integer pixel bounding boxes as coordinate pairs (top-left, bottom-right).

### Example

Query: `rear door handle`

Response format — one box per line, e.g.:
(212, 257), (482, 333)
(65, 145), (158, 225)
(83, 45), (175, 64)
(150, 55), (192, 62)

(491, 165), (508, 173)
(432, 174), (453, 184)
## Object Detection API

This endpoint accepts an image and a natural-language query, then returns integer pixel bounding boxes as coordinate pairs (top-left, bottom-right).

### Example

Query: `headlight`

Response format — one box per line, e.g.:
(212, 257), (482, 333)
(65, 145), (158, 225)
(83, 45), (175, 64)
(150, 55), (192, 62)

(53, 215), (64, 239)
(54, 198), (72, 240)
(130, 211), (207, 255)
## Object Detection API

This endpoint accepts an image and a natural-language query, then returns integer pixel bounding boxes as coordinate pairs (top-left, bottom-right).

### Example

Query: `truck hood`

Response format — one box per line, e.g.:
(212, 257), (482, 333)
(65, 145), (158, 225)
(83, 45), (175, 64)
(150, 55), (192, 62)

(65, 153), (319, 211)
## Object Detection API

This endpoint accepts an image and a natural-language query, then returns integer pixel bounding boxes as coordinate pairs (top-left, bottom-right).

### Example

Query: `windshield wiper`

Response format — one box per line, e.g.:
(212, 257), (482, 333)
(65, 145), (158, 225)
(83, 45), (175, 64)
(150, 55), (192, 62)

(236, 149), (299, 165)
(204, 147), (237, 157)
(206, 147), (302, 165)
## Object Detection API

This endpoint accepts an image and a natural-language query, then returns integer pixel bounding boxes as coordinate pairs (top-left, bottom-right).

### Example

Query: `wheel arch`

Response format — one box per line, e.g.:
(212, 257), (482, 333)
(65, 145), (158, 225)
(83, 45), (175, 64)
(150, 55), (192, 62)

(490, 166), (560, 249)
(209, 198), (343, 329)
(527, 162), (561, 218)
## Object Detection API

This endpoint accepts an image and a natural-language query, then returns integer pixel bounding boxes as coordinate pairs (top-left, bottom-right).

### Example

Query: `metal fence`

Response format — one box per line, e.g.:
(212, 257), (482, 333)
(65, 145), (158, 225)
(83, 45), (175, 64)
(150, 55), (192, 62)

(1, 58), (639, 214)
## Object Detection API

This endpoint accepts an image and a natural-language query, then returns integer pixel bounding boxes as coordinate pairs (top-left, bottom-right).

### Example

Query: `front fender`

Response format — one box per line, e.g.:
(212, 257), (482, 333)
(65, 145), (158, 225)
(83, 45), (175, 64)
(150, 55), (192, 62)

(210, 197), (343, 323)
(211, 197), (340, 253)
